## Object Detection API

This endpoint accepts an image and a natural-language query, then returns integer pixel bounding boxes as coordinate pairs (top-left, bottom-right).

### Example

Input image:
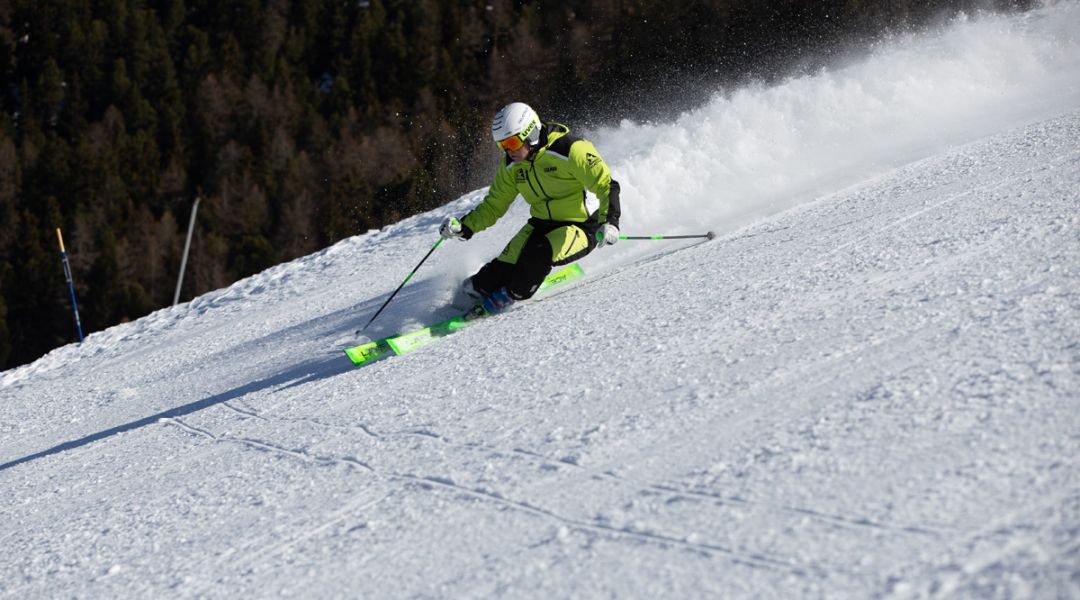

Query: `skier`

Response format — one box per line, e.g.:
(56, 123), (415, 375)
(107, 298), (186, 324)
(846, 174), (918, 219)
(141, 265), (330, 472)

(439, 102), (622, 314)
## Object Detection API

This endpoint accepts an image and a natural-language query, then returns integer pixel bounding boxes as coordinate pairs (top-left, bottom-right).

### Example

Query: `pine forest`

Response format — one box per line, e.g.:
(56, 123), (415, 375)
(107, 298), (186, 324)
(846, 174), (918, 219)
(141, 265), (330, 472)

(0, 0), (1030, 369)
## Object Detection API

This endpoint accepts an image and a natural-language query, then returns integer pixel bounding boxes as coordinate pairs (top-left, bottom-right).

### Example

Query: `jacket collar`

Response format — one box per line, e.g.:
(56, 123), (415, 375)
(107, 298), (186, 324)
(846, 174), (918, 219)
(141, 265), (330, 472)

(529, 123), (569, 162)
(504, 123), (571, 166)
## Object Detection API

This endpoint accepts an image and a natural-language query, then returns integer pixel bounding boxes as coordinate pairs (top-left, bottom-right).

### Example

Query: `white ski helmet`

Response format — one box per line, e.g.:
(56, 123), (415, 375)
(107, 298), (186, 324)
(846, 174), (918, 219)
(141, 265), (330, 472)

(491, 102), (541, 151)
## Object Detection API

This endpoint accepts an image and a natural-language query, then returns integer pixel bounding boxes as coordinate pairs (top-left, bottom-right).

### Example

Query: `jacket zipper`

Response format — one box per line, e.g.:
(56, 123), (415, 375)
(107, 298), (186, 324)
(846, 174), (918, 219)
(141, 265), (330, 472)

(528, 163), (555, 220)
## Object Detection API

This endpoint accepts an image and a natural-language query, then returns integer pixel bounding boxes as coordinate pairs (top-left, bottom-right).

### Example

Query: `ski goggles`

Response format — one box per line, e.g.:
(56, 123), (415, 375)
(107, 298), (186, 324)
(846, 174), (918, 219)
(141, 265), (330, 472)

(497, 134), (526, 152)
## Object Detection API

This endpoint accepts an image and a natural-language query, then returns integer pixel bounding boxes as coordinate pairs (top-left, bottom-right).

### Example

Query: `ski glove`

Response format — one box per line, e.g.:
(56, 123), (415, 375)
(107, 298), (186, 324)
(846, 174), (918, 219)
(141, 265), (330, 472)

(440, 217), (465, 240)
(597, 223), (620, 248)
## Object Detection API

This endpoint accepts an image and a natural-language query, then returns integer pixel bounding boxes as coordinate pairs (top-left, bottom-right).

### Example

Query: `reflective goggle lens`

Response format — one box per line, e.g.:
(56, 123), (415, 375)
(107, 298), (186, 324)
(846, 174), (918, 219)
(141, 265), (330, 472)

(498, 135), (525, 152)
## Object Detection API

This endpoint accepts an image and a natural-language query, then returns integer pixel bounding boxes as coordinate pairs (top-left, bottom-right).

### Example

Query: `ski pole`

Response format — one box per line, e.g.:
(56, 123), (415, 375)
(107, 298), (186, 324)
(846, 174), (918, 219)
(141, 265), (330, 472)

(619, 233), (716, 240)
(56, 228), (84, 343)
(617, 231), (716, 241)
(362, 237), (444, 332)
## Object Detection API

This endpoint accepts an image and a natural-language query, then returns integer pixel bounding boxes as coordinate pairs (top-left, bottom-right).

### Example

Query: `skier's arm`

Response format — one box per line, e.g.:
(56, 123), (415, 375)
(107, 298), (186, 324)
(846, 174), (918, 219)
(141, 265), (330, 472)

(569, 140), (621, 228)
(460, 162), (518, 239)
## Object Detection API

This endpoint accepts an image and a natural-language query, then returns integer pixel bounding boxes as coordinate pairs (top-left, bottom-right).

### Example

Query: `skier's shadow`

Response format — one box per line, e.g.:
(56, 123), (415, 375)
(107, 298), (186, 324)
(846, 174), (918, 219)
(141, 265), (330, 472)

(0, 356), (353, 473)
(0, 274), (449, 473)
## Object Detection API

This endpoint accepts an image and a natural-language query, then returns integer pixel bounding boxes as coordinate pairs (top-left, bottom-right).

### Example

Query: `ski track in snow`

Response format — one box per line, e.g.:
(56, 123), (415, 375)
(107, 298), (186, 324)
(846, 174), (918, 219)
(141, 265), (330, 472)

(3, 5), (1080, 598)
(158, 412), (833, 578)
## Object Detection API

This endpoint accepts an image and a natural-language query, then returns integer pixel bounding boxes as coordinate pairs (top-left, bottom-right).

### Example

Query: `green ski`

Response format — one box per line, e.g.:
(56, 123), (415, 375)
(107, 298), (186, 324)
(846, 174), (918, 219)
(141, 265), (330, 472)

(344, 263), (584, 366)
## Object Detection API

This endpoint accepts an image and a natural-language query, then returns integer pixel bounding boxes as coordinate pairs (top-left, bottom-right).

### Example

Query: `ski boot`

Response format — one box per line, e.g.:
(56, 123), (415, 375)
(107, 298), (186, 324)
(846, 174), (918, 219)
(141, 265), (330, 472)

(481, 287), (516, 315)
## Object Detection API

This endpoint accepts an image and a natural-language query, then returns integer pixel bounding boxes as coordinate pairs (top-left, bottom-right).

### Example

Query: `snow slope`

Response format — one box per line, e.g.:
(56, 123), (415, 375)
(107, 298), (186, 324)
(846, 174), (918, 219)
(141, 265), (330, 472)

(2, 4), (1079, 598)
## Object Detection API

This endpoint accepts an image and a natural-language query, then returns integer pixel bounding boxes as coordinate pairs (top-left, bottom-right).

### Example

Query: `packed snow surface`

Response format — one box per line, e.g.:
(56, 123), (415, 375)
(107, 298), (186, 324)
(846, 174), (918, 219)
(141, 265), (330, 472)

(3, 4), (1079, 598)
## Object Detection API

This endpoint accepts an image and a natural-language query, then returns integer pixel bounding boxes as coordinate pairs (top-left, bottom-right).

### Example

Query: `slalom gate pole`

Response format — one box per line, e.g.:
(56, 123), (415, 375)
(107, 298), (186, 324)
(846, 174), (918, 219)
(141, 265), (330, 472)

(362, 237), (444, 332)
(56, 228), (85, 343)
(617, 231), (716, 241)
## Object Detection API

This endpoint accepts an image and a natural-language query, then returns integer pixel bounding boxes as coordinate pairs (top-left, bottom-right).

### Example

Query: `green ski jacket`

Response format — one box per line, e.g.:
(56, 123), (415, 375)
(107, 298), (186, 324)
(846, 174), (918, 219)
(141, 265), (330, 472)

(460, 124), (621, 238)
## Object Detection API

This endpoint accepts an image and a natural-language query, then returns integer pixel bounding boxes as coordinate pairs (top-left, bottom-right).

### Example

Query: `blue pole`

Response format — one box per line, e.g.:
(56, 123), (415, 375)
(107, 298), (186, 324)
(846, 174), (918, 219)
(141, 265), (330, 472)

(56, 228), (84, 343)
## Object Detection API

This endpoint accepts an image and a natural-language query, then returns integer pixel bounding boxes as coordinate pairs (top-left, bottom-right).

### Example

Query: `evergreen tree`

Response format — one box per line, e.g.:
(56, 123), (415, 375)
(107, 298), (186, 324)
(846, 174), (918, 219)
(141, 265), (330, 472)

(0, 0), (1035, 370)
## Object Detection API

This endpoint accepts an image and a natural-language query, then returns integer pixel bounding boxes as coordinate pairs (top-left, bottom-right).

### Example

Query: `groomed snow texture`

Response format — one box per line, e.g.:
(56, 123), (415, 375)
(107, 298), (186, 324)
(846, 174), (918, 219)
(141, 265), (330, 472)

(2, 4), (1079, 598)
